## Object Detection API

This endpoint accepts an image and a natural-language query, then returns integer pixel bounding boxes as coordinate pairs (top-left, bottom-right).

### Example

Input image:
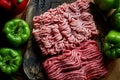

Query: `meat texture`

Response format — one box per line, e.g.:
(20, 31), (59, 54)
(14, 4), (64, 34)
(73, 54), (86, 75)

(43, 40), (107, 80)
(32, 0), (98, 55)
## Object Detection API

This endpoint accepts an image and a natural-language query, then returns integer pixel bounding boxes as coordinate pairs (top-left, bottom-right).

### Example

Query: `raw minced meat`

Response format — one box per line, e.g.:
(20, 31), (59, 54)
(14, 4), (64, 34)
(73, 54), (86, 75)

(32, 0), (98, 55)
(43, 40), (107, 80)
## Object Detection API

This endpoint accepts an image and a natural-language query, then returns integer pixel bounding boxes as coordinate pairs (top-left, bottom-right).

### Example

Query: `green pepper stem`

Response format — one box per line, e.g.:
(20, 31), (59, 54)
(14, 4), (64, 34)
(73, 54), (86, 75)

(14, 21), (22, 34)
(17, 0), (23, 3)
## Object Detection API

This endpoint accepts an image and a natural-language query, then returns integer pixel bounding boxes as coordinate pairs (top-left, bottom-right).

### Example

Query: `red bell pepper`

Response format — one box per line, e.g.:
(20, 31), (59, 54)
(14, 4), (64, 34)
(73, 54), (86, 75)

(11, 0), (29, 15)
(0, 0), (29, 15)
(0, 0), (12, 11)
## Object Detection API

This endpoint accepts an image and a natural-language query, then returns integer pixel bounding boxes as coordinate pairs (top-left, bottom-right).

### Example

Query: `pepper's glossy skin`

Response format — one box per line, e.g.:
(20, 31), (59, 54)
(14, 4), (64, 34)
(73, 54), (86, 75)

(0, 48), (22, 74)
(104, 30), (120, 58)
(11, 0), (29, 15)
(3, 19), (30, 47)
(0, 0), (12, 11)
(0, 0), (29, 15)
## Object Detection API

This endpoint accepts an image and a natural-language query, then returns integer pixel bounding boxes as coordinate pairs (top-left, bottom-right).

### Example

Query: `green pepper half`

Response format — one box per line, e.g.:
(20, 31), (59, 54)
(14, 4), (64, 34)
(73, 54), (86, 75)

(3, 19), (30, 47)
(104, 30), (120, 58)
(0, 48), (22, 74)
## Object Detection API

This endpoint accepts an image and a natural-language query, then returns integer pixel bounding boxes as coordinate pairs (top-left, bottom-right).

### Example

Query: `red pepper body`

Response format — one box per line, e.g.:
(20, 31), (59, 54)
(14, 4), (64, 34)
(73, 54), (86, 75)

(11, 0), (29, 15)
(0, 0), (12, 11)
(0, 0), (29, 16)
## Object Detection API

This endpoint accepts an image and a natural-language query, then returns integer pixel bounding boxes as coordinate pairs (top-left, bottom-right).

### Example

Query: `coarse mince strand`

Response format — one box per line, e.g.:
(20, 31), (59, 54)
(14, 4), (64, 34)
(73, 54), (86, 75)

(43, 40), (107, 80)
(32, 0), (98, 55)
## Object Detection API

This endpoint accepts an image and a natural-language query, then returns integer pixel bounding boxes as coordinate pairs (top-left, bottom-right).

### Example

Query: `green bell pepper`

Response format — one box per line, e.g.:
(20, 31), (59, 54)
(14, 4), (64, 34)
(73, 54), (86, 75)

(104, 30), (120, 58)
(3, 19), (30, 47)
(0, 48), (22, 74)
(111, 8), (120, 31)
(94, 0), (119, 11)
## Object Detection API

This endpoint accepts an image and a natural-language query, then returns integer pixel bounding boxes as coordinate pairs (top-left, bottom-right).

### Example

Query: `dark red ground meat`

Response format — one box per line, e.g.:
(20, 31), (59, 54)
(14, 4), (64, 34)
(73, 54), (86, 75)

(43, 40), (107, 80)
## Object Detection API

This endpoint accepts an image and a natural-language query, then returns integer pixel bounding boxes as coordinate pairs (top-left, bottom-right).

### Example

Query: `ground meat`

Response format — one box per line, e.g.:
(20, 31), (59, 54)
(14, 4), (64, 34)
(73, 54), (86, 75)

(43, 40), (107, 80)
(32, 0), (98, 55)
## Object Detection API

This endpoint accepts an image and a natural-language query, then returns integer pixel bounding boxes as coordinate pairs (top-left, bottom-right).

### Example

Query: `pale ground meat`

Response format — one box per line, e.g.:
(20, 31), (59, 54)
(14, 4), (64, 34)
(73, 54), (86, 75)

(32, 0), (98, 55)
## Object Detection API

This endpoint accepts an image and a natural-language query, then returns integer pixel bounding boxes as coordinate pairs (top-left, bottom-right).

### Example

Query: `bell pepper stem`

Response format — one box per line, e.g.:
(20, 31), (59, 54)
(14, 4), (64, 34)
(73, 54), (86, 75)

(14, 21), (22, 34)
(17, 0), (23, 3)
